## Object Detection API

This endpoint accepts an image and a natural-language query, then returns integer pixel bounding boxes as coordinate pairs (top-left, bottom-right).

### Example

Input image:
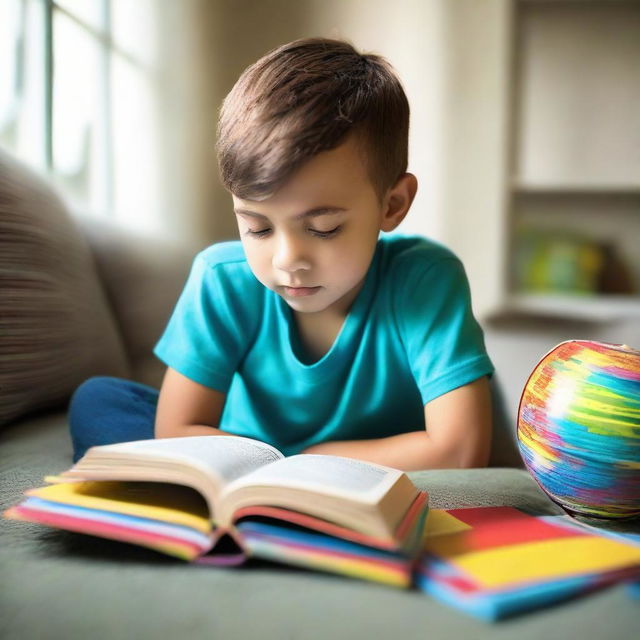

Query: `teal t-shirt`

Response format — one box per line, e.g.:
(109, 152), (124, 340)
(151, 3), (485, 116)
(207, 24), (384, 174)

(153, 234), (494, 456)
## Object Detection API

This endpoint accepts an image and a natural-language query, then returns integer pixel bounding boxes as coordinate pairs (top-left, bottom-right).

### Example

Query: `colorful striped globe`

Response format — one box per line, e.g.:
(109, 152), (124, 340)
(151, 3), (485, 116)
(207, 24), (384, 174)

(517, 340), (640, 519)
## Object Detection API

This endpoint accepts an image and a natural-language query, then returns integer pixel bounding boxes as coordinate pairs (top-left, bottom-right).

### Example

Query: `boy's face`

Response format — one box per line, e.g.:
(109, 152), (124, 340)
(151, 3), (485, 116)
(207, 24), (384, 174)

(232, 135), (396, 318)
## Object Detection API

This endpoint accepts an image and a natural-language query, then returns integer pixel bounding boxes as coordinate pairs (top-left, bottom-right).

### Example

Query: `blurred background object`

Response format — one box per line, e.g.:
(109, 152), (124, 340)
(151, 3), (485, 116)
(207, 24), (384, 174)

(1, 0), (639, 418)
(514, 228), (605, 296)
(513, 226), (635, 296)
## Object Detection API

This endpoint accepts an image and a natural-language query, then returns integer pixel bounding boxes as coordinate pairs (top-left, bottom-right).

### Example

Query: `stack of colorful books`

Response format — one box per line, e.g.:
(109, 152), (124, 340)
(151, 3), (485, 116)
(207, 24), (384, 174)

(4, 437), (640, 620)
(416, 506), (640, 620)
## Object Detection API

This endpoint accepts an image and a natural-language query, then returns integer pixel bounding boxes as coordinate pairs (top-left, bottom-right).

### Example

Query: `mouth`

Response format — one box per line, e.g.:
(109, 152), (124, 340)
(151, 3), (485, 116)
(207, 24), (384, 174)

(281, 286), (322, 298)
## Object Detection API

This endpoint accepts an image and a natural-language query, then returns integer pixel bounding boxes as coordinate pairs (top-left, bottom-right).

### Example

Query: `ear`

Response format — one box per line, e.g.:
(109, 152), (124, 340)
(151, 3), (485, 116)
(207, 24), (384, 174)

(380, 173), (418, 232)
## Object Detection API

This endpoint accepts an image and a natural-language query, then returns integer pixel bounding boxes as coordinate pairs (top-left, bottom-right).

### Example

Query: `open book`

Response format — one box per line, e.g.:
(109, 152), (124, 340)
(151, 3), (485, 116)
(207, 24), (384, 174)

(5, 436), (429, 587)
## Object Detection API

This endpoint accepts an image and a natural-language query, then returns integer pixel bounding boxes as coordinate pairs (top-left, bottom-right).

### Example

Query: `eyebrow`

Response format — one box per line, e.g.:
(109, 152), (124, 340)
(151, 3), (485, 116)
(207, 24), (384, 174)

(234, 206), (347, 221)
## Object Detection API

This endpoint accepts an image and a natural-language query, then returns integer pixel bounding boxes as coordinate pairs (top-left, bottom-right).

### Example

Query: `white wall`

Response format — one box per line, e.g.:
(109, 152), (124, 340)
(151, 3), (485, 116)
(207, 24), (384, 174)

(437, 0), (512, 319)
(303, 0), (445, 242)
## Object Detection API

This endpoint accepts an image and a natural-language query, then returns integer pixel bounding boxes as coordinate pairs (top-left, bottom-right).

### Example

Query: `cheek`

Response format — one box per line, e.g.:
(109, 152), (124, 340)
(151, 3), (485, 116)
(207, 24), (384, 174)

(242, 242), (271, 281)
(325, 239), (373, 281)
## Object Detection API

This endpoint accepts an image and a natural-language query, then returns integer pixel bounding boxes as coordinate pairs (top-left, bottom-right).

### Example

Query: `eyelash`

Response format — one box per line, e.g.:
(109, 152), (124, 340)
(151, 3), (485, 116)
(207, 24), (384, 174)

(245, 226), (342, 239)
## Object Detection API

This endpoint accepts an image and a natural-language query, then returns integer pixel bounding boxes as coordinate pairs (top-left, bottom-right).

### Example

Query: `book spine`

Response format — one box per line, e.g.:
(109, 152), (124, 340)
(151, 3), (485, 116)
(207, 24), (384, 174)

(194, 526), (248, 566)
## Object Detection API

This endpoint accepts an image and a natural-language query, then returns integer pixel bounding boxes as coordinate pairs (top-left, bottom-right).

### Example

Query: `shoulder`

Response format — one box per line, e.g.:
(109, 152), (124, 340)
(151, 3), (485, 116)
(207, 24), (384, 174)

(196, 240), (250, 271)
(185, 241), (265, 322)
(154, 241), (261, 387)
(192, 241), (258, 288)
(378, 234), (463, 282)
(375, 234), (474, 330)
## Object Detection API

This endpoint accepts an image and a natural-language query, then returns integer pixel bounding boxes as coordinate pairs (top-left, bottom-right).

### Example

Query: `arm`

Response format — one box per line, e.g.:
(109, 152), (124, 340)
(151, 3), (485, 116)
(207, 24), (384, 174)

(301, 376), (492, 471)
(154, 367), (233, 438)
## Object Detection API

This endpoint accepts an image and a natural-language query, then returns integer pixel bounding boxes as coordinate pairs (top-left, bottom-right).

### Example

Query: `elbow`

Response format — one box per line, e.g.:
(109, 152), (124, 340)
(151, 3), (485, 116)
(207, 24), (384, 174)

(456, 458), (488, 470)
(155, 422), (223, 439)
(436, 438), (490, 470)
(455, 428), (492, 469)
(456, 446), (490, 469)
(154, 419), (182, 439)
(154, 423), (170, 439)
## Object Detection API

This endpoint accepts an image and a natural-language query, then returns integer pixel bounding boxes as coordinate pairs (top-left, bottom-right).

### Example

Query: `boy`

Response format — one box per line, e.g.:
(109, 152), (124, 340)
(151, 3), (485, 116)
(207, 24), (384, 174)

(69, 37), (494, 470)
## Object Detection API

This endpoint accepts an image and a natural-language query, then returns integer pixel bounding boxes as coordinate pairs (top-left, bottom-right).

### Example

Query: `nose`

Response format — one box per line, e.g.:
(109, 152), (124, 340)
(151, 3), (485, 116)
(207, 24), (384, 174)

(272, 232), (311, 273)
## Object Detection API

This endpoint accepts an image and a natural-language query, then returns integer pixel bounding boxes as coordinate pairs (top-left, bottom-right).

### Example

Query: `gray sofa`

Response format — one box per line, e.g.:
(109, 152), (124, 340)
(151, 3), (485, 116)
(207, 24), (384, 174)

(1, 149), (637, 639)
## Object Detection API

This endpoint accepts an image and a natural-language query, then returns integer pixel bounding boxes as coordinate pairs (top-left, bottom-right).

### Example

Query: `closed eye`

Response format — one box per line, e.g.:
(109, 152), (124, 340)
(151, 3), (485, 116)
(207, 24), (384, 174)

(244, 228), (271, 238)
(309, 225), (341, 238)
(244, 226), (342, 239)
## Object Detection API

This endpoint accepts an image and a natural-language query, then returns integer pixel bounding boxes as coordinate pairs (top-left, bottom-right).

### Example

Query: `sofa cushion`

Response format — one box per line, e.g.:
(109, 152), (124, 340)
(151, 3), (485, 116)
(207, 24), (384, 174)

(79, 218), (196, 389)
(0, 148), (130, 427)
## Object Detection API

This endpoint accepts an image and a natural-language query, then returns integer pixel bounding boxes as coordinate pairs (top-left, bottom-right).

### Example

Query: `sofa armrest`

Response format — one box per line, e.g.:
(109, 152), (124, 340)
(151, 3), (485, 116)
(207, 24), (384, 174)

(77, 216), (199, 389)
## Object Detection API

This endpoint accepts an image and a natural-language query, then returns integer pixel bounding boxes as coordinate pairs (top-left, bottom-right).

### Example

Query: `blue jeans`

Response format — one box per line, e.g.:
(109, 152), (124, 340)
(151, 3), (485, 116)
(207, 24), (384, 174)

(68, 377), (159, 462)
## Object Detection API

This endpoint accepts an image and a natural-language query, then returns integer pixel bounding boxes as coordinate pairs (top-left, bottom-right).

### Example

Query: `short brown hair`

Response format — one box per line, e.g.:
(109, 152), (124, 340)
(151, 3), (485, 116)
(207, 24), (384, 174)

(216, 37), (410, 204)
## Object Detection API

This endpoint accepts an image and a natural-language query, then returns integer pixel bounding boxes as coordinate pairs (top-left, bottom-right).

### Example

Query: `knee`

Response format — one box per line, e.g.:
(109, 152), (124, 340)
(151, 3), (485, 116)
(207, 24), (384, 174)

(70, 376), (124, 409)
(68, 375), (136, 431)
(68, 376), (157, 462)
(73, 375), (123, 393)
(68, 377), (129, 461)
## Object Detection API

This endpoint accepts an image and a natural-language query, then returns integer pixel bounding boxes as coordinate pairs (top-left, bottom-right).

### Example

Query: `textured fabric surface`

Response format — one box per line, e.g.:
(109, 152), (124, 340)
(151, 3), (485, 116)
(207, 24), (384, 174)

(79, 217), (196, 389)
(0, 149), (130, 427)
(1, 416), (637, 640)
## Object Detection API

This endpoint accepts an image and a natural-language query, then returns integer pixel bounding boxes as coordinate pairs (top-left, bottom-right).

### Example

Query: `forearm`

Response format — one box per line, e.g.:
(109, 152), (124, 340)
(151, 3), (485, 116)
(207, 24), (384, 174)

(302, 430), (482, 472)
(155, 424), (233, 439)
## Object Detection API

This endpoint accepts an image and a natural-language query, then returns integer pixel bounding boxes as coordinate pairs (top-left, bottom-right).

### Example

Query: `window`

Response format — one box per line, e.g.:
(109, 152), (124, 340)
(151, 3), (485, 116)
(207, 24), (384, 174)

(1, 0), (163, 234)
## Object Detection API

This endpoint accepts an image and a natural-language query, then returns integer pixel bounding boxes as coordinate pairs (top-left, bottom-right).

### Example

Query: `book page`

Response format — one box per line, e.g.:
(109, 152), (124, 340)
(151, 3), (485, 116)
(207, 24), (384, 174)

(72, 436), (284, 489)
(222, 454), (400, 502)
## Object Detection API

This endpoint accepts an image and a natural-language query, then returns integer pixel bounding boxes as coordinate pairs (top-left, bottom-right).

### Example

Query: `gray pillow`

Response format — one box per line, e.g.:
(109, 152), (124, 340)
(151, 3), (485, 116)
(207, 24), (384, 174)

(0, 147), (131, 426)
(78, 217), (196, 390)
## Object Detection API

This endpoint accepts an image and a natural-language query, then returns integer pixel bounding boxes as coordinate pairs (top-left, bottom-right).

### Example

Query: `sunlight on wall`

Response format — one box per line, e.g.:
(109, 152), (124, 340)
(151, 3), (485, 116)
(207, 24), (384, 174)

(0, 0), (47, 166)
(1, 0), (164, 238)
(52, 10), (109, 213)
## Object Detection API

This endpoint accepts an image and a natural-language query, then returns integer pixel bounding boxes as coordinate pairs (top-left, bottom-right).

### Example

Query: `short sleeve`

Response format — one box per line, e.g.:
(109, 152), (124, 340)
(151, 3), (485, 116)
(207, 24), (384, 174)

(394, 257), (494, 405)
(153, 250), (259, 392)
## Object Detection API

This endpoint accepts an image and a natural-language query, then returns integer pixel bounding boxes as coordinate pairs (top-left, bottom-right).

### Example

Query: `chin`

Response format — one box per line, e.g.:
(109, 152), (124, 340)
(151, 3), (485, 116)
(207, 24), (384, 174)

(284, 298), (329, 314)
(281, 290), (337, 313)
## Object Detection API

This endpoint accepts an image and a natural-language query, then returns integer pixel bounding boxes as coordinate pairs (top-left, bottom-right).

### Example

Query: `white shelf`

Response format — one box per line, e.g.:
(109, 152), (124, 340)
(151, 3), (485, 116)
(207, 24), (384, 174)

(505, 294), (640, 322)
(512, 183), (640, 196)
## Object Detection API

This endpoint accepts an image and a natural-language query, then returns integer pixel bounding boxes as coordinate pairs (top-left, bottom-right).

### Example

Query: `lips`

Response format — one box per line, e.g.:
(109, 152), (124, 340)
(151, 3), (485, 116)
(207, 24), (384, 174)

(282, 286), (321, 297)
